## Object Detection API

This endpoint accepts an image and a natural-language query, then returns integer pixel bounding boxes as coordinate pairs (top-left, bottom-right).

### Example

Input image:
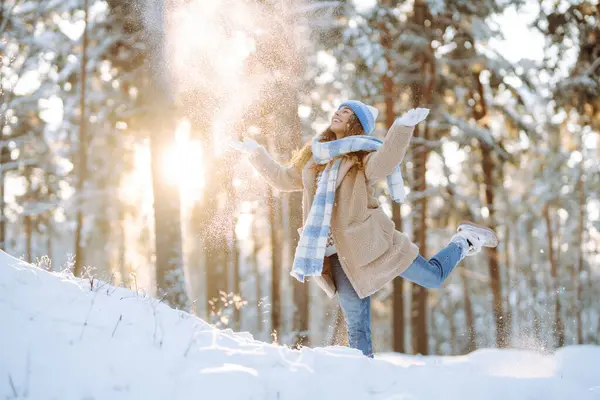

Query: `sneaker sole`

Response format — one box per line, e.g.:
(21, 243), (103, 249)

(457, 220), (499, 248)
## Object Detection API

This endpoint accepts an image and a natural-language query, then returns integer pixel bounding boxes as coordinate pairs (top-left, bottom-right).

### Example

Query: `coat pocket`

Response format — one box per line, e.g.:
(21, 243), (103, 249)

(342, 210), (394, 267)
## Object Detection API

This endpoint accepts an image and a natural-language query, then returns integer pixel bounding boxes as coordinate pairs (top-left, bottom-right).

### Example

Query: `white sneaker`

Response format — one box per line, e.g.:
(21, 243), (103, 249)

(455, 221), (499, 256)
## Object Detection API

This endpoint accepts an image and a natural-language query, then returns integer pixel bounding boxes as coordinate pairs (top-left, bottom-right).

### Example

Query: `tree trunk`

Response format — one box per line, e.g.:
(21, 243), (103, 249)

(146, 0), (188, 309)
(411, 125), (429, 355)
(448, 303), (457, 355)
(45, 220), (53, 270)
(268, 186), (282, 341)
(149, 129), (187, 308)
(526, 219), (542, 345)
(251, 210), (264, 334)
(289, 192), (309, 347)
(0, 145), (9, 250)
(24, 167), (33, 263)
(443, 140), (477, 354)
(410, 113), (431, 355)
(460, 264), (477, 353)
(430, 305), (441, 354)
(503, 222), (512, 339)
(187, 200), (206, 317)
(576, 136), (585, 344)
(409, 0), (435, 355)
(391, 202), (405, 353)
(380, 14), (405, 353)
(0, 1), (8, 250)
(480, 146), (507, 347)
(543, 203), (564, 348)
(473, 71), (508, 348)
(284, 90), (309, 348)
(188, 160), (229, 320)
(117, 204), (129, 286)
(73, 0), (89, 277)
(409, 76), (426, 355)
(232, 215), (241, 332)
(24, 214), (32, 263)
(392, 276), (405, 353)
(513, 221), (523, 335)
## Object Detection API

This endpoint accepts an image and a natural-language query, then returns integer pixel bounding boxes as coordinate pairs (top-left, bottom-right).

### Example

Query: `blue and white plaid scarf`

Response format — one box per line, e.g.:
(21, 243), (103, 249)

(290, 135), (406, 282)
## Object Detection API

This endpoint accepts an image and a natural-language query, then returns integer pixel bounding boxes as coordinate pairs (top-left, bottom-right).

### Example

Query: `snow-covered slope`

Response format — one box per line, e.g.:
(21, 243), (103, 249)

(1, 250), (599, 399)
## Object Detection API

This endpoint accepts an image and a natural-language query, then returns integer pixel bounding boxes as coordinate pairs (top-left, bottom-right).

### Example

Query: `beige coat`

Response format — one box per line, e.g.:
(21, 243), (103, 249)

(249, 120), (419, 299)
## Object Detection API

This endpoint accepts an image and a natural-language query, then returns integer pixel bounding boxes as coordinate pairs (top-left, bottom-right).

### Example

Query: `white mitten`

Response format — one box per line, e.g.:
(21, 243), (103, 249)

(229, 137), (261, 154)
(395, 108), (430, 127)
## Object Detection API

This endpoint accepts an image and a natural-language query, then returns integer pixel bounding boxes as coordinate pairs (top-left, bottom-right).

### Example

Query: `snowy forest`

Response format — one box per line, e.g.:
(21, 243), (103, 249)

(1, 0), (599, 357)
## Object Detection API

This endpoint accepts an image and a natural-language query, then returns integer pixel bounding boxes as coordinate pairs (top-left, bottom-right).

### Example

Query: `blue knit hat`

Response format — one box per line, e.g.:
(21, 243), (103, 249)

(338, 100), (379, 135)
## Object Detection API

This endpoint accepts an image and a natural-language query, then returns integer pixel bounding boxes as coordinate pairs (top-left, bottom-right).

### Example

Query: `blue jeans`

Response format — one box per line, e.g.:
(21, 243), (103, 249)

(331, 241), (466, 357)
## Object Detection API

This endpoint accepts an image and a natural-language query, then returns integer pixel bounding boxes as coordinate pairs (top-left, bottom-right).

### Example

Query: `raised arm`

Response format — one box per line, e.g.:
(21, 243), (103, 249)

(365, 108), (429, 181)
(230, 137), (303, 192)
(248, 146), (303, 192)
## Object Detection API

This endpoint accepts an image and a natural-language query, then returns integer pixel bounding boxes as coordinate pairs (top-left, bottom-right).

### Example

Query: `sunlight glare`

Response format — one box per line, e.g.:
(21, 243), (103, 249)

(235, 201), (254, 241)
(161, 120), (205, 204)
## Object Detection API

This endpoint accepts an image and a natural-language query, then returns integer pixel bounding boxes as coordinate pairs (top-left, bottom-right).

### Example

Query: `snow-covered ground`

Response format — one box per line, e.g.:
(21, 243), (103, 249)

(1, 250), (599, 400)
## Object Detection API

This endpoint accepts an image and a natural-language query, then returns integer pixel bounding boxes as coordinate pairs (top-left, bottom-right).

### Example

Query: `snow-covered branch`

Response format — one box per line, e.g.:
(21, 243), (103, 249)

(444, 113), (512, 161)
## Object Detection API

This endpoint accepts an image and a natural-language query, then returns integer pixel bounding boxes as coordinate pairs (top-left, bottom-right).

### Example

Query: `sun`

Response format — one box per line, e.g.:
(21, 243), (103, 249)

(162, 120), (206, 204)
(127, 119), (205, 214)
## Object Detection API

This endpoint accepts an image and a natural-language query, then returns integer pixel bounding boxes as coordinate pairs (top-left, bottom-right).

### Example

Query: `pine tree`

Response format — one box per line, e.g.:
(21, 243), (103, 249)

(73, 0), (89, 277)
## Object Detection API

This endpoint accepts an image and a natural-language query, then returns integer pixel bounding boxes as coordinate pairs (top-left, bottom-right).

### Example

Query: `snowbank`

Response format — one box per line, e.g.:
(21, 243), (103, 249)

(1, 250), (598, 399)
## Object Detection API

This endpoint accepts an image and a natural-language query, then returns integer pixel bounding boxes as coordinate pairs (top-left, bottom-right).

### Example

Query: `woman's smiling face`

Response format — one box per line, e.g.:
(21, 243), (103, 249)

(330, 106), (354, 138)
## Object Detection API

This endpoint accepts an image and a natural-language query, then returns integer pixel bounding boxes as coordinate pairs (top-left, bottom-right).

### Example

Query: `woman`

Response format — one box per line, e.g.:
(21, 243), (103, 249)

(231, 101), (498, 357)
